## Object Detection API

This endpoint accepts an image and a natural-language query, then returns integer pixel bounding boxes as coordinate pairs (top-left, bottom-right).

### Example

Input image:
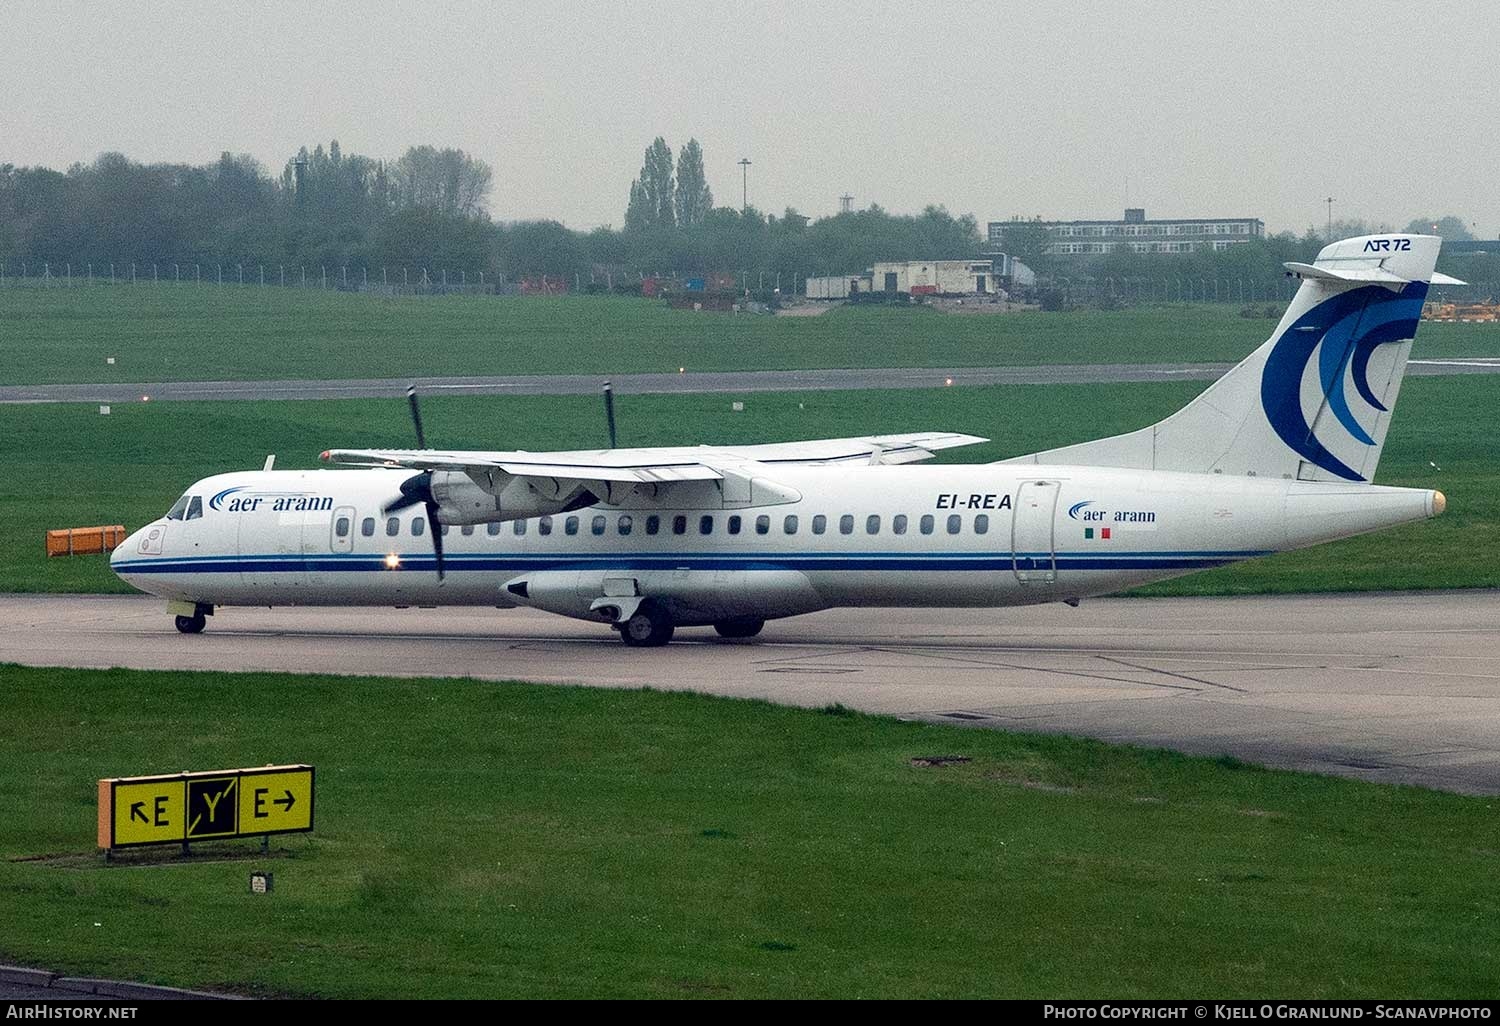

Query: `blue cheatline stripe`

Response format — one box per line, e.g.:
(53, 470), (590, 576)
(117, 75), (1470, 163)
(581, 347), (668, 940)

(113, 550), (1270, 575)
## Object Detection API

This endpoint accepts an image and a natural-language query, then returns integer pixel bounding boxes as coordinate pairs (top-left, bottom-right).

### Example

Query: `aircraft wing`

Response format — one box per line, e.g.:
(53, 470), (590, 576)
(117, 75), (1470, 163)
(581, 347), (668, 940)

(719, 432), (988, 465)
(320, 432), (987, 478)
(320, 448), (723, 483)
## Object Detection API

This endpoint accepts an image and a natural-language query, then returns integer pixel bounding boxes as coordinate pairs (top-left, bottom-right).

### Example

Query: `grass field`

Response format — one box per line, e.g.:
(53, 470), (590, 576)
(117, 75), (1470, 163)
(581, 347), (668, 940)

(3, 375), (1493, 596)
(4, 285), (1500, 385)
(3, 664), (1496, 999)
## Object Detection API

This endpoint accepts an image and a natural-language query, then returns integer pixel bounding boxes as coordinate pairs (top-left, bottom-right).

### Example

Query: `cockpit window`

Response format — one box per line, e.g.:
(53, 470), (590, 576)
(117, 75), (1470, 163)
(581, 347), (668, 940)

(165, 494), (191, 520)
(186, 496), (203, 521)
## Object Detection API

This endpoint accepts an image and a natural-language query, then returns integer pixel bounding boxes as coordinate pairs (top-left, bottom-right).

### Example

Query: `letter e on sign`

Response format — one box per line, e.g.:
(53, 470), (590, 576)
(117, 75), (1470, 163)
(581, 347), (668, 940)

(238, 768), (315, 834)
(109, 779), (186, 847)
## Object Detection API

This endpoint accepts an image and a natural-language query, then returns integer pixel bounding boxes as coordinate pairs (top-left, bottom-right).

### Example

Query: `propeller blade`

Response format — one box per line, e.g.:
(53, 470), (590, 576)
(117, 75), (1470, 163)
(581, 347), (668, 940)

(602, 380), (617, 449)
(407, 385), (427, 449)
(382, 471), (432, 515)
(426, 501), (445, 581)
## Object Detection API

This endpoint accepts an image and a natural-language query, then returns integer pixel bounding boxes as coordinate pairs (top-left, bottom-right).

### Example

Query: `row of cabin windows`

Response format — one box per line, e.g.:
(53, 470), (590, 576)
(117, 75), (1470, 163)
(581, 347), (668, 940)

(337, 511), (993, 539)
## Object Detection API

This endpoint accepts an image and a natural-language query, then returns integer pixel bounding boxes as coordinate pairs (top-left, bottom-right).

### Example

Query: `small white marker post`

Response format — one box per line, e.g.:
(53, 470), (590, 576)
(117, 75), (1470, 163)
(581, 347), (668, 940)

(99, 405), (110, 416)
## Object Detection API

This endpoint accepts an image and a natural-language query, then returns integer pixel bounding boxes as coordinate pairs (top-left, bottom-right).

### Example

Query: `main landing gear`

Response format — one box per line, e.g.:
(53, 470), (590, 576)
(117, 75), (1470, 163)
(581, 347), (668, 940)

(618, 599), (675, 648)
(612, 604), (768, 647)
(174, 613), (206, 634)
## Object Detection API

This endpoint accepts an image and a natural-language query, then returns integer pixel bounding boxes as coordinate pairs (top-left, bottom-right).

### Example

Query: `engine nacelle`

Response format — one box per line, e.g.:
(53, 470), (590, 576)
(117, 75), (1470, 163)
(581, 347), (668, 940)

(428, 471), (594, 526)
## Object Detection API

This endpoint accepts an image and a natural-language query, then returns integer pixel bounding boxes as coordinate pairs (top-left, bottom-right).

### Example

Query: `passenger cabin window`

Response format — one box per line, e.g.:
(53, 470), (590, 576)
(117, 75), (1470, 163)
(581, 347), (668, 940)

(591, 515), (606, 536)
(756, 515), (770, 535)
(784, 515), (798, 535)
(947, 514), (962, 535)
(412, 517), (425, 536)
(335, 516), (351, 538)
(975, 514), (989, 535)
(812, 515), (827, 535)
(487, 522), (501, 536)
(361, 517), (375, 537)
(565, 516), (579, 536)
(727, 515), (741, 535)
(839, 514), (854, 535)
(539, 516), (553, 536)
(440, 524), (451, 536)
(461, 524), (475, 536)
(920, 514), (935, 535)
(699, 515), (714, 535)
(386, 517), (400, 537)
(618, 515), (632, 536)
(513, 520), (526, 536)
(645, 515), (660, 536)
(673, 515), (687, 535)
(186, 496), (204, 521)
(865, 515), (880, 535)
(893, 514), (908, 535)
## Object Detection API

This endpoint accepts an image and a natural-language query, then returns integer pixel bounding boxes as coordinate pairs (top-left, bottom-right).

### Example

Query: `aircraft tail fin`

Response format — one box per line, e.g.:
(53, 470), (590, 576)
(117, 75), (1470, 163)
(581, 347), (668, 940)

(1002, 234), (1447, 482)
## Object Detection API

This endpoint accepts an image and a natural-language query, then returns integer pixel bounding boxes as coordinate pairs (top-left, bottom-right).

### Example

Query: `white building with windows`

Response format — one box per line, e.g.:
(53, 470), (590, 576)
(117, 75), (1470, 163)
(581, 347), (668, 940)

(870, 260), (997, 295)
(990, 209), (1265, 259)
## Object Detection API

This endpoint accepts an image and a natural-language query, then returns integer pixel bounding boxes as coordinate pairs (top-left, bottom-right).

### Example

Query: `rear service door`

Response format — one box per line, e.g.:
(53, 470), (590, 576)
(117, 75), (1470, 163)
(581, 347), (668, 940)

(1012, 480), (1059, 583)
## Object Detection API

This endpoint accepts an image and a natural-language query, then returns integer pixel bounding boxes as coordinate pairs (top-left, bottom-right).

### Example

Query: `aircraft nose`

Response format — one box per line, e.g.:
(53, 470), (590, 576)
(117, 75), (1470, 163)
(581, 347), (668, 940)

(110, 527), (145, 573)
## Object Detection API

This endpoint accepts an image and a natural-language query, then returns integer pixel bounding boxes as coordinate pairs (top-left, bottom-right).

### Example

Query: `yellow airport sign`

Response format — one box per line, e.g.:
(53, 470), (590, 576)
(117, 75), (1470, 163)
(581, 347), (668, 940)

(238, 768), (314, 834)
(98, 765), (314, 850)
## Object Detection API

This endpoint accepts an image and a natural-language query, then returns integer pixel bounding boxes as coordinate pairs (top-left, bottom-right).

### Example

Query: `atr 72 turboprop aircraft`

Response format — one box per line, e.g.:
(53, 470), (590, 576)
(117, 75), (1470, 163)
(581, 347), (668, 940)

(113, 235), (1459, 646)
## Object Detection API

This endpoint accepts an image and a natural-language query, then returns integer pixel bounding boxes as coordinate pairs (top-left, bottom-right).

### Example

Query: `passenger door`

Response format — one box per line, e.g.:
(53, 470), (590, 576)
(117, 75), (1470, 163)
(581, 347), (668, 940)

(1011, 480), (1059, 584)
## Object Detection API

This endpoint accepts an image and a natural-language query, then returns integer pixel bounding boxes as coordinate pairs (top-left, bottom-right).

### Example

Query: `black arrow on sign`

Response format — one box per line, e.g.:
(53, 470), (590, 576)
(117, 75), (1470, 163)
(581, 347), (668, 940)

(130, 802), (148, 823)
(273, 791), (295, 812)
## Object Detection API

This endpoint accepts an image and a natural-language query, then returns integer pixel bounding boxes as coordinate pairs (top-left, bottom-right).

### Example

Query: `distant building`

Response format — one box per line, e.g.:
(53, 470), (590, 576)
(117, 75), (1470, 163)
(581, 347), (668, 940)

(990, 209), (1265, 258)
(805, 257), (1034, 299)
(871, 260), (997, 296)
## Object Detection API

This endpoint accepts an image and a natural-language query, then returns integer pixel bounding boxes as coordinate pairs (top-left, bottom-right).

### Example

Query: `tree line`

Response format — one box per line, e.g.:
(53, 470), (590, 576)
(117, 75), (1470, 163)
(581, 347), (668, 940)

(1, 138), (1490, 289)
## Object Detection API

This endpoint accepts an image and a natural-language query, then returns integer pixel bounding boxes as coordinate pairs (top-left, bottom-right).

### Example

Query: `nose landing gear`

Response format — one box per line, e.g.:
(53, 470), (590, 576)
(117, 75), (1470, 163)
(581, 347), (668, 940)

(174, 613), (206, 634)
(169, 601), (213, 634)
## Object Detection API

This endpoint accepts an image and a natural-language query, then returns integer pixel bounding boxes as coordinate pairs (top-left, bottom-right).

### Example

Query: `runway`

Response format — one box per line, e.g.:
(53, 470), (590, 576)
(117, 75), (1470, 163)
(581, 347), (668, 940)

(3, 357), (1499, 403)
(7, 591), (1500, 795)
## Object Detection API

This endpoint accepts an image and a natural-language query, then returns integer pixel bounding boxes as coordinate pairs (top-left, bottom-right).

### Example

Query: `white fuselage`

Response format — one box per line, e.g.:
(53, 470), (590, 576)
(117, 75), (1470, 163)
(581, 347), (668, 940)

(111, 464), (1438, 628)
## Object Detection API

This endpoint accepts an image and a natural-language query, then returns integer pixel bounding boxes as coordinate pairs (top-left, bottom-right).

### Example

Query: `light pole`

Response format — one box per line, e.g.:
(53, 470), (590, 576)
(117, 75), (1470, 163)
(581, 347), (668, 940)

(1325, 196), (1334, 240)
(738, 158), (752, 214)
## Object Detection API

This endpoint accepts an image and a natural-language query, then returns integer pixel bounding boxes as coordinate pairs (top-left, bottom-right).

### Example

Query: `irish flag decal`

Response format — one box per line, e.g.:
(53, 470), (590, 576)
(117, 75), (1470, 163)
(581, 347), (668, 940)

(1084, 527), (1112, 540)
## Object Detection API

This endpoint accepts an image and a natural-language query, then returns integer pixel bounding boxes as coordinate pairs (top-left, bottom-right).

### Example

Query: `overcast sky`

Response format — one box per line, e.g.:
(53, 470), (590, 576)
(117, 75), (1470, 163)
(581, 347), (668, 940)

(3, 1), (1495, 236)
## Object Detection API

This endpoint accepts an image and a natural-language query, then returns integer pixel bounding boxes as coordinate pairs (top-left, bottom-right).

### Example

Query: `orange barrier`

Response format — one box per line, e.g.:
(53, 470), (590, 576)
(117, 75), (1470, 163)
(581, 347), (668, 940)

(46, 525), (127, 558)
(1424, 301), (1500, 323)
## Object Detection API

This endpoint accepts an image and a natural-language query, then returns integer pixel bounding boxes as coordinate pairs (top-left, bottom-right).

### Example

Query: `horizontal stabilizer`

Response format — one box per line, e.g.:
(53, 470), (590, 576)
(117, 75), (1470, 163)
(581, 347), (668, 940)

(1283, 261), (1411, 289)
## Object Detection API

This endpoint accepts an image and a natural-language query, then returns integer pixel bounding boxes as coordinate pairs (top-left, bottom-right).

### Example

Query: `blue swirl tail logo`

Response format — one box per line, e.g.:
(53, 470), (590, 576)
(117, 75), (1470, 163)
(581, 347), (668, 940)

(1259, 282), (1426, 481)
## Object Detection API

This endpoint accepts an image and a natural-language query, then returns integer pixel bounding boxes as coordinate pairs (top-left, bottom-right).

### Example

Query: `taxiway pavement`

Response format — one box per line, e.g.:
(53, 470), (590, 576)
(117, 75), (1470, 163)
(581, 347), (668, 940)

(3, 358), (1499, 404)
(5, 591), (1499, 795)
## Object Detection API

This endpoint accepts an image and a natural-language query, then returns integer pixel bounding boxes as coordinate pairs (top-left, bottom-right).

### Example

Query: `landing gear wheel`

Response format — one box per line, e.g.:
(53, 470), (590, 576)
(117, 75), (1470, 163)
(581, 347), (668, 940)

(620, 600), (674, 647)
(713, 618), (765, 639)
(174, 613), (206, 634)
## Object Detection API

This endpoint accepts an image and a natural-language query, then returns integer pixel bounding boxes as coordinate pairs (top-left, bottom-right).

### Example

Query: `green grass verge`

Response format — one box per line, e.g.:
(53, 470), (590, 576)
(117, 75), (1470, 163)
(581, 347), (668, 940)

(3, 375), (1491, 596)
(4, 285), (1500, 384)
(3, 664), (1496, 998)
